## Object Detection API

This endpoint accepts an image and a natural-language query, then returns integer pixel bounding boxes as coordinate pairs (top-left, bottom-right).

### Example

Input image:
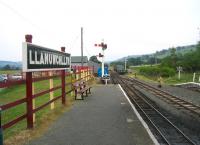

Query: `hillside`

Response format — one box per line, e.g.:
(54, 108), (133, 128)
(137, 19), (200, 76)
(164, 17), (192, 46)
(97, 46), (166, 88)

(0, 61), (22, 69)
(115, 44), (196, 62)
(156, 44), (196, 59)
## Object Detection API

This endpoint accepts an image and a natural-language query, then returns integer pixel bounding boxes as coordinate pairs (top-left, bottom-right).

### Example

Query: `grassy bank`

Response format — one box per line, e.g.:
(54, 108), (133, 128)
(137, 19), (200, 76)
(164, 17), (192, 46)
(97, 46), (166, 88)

(129, 66), (200, 85)
(0, 70), (20, 74)
(0, 75), (74, 141)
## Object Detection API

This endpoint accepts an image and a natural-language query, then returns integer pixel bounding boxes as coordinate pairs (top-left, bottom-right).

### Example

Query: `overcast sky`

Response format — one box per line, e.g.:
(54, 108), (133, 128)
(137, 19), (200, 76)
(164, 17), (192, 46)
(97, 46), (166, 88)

(0, 0), (200, 62)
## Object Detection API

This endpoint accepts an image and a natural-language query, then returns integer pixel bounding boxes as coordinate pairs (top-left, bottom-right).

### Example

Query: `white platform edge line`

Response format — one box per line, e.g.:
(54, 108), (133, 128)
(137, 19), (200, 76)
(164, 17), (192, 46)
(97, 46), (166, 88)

(118, 84), (160, 145)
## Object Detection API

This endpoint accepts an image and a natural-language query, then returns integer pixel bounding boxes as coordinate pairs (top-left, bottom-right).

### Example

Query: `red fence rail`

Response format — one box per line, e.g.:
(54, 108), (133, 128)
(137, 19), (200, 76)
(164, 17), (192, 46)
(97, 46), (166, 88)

(0, 35), (94, 145)
(0, 66), (93, 131)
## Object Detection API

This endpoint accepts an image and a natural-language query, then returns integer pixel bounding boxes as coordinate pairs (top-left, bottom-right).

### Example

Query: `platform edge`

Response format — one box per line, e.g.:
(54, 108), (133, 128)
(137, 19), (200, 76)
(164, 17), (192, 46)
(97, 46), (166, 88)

(118, 84), (160, 145)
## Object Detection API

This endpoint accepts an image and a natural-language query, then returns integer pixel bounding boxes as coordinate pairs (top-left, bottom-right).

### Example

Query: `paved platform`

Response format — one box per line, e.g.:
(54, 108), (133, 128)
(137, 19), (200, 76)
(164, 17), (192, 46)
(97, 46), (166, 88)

(27, 85), (155, 145)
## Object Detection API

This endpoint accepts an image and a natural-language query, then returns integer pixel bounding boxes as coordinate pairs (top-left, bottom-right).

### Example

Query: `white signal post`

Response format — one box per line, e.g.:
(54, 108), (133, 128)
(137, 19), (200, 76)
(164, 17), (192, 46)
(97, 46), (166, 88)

(102, 48), (105, 77)
(193, 73), (196, 82)
(95, 41), (107, 78)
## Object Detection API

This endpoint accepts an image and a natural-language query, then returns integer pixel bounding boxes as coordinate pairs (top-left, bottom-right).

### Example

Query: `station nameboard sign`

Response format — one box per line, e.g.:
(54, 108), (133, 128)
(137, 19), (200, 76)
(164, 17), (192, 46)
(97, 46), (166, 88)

(22, 42), (71, 72)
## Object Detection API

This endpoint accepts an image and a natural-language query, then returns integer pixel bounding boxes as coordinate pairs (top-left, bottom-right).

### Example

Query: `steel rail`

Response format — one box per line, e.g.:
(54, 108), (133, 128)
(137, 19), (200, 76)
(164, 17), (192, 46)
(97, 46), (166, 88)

(111, 73), (196, 145)
(122, 76), (200, 116)
(117, 79), (171, 144)
(121, 79), (195, 145)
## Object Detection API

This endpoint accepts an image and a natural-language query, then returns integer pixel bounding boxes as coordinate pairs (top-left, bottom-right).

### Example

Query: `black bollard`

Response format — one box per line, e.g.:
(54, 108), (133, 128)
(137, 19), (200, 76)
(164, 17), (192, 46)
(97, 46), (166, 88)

(0, 108), (3, 145)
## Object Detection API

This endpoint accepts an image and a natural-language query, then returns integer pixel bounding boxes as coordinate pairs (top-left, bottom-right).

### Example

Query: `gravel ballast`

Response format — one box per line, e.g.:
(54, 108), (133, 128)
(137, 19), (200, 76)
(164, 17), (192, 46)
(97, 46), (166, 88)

(139, 79), (200, 106)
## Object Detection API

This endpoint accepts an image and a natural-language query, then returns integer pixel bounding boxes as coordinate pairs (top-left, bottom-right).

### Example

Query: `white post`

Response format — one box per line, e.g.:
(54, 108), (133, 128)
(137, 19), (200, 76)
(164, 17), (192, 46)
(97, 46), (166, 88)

(125, 57), (127, 71)
(193, 72), (196, 82)
(178, 70), (181, 80)
(177, 66), (182, 80)
(101, 49), (104, 77)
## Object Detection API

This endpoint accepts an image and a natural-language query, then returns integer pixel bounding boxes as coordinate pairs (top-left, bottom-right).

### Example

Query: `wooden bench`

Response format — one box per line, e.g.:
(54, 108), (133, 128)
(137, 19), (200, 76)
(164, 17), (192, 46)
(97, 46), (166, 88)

(73, 80), (92, 100)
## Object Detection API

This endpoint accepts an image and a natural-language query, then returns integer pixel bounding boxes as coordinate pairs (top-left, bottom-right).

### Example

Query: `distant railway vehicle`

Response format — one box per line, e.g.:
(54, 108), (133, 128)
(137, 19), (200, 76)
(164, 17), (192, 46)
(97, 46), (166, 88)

(114, 65), (126, 74)
(97, 67), (109, 77)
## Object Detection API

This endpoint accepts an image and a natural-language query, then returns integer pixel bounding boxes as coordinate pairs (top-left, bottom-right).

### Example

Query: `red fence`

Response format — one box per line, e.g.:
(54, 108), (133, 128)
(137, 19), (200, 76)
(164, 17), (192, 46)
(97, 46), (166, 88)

(0, 66), (93, 131)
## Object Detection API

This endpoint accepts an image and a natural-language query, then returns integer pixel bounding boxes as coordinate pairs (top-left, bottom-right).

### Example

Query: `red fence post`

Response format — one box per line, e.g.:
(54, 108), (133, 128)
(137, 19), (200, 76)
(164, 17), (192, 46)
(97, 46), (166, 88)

(25, 34), (33, 129)
(61, 47), (66, 105)
(0, 108), (3, 145)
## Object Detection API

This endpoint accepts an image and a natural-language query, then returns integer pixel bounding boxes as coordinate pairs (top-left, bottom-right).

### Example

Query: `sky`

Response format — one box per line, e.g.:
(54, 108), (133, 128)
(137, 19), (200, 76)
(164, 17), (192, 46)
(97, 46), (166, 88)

(0, 0), (200, 62)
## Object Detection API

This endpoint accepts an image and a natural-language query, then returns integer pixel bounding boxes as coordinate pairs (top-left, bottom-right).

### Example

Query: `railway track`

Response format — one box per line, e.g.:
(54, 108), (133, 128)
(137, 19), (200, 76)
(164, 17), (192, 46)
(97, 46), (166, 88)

(121, 76), (200, 117)
(111, 72), (198, 145)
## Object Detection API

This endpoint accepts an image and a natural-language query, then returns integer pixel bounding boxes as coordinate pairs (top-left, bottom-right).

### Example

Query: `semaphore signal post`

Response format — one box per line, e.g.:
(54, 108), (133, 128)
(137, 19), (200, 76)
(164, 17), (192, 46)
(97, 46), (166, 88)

(94, 41), (107, 78)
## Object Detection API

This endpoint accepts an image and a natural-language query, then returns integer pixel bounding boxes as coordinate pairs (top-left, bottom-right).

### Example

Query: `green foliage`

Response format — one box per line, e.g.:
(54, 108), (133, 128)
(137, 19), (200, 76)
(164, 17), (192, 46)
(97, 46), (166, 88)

(2, 64), (11, 70)
(110, 61), (124, 66)
(139, 66), (175, 77)
(139, 66), (159, 76)
(127, 57), (143, 66)
(160, 67), (176, 77)
(112, 42), (199, 73)
(161, 56), (173, 67)
(0, 75), (74, 139)
(160, 42), (200, 72)
(89, 55), (101, 64)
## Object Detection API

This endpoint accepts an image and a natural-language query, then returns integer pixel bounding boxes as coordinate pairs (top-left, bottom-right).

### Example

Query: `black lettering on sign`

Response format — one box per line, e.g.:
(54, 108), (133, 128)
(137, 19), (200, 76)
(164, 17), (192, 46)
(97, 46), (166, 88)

(22, 42), (71, 72)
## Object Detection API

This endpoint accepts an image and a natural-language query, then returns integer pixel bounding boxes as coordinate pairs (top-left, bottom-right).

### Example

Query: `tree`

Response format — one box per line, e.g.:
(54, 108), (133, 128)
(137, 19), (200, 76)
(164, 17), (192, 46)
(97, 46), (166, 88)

(170, 47), (177, 67)
(127, 57), (143, 66)
(2, 64), (11, 70)
(89, 55), (101, 64)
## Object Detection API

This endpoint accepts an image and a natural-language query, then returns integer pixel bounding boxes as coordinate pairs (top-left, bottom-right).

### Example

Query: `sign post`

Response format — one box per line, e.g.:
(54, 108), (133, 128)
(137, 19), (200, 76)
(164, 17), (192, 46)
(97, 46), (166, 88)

(61, 47), (66, 105)
(23, 34), (71, 128)
(25, 34), (34, 129)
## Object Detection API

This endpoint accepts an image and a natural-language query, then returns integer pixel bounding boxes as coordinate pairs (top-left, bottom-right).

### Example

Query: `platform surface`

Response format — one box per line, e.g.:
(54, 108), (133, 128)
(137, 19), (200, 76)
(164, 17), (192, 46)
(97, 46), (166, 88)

(27, 85), (154, 145)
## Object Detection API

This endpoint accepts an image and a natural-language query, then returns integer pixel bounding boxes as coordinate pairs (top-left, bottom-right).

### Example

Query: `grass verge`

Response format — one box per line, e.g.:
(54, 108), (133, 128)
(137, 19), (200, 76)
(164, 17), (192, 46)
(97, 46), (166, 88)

(129, 67), (200, 85)
(0, 70), (20, 75)
(1, 75), (75, 144)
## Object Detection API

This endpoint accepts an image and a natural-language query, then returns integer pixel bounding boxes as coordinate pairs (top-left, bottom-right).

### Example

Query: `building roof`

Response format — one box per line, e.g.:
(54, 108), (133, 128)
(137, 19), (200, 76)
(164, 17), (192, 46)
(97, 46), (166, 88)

(71, 56), (88, 63)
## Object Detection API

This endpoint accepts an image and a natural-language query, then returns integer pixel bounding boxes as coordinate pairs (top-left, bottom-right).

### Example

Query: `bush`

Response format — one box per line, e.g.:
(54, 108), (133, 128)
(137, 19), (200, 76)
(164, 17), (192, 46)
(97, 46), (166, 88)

(160, 67), (176, 77)
(139, 66), (160, 76)
(139, 66), (175, 77)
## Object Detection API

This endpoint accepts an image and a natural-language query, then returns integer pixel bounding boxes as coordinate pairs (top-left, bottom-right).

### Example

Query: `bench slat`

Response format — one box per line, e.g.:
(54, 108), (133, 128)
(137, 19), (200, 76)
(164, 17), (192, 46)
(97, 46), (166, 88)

(73, 80), (92, 100)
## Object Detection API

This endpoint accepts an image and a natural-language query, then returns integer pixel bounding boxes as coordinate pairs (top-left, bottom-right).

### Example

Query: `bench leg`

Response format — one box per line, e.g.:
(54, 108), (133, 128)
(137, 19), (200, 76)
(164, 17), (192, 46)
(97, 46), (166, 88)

(86, 90), (88, 97)
(75, 90), (77, 100)
(81, 93), (84, 100)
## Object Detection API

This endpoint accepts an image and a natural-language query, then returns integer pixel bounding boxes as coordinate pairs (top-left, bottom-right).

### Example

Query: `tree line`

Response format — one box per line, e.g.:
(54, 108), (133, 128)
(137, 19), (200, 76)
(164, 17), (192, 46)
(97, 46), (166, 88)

(161, 42), (200, 72)
(111, 42), (200, 77)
